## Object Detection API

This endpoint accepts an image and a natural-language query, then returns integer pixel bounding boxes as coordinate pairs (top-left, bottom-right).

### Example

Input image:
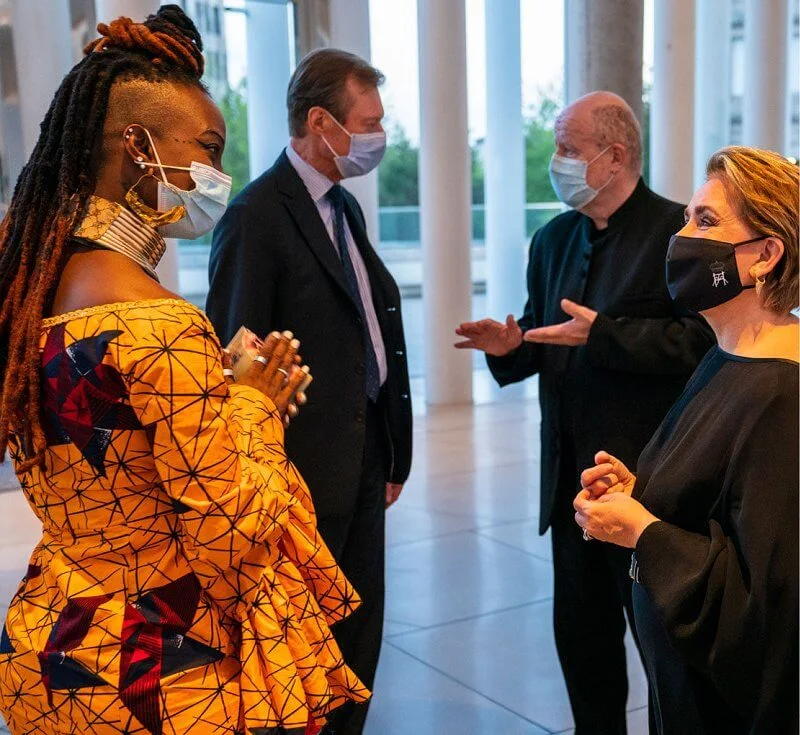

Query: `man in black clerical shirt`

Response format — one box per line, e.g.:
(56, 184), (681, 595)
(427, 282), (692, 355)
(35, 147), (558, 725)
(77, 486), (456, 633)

(455, 91), (715, 735)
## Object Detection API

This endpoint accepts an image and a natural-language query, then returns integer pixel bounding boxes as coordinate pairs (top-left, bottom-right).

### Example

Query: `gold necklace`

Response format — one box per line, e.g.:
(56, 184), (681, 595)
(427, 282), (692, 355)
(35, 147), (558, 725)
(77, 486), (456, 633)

(73, 195), (168, 279)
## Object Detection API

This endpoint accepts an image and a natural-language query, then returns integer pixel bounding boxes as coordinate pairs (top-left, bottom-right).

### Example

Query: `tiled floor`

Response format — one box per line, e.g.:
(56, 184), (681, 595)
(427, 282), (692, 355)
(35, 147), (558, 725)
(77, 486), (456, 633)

(0, 373), (648, 735)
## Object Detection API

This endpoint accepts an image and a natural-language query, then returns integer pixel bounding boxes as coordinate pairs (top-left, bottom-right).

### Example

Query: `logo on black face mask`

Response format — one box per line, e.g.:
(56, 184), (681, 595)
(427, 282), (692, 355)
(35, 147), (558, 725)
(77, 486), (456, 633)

(710, 261), (729, 288)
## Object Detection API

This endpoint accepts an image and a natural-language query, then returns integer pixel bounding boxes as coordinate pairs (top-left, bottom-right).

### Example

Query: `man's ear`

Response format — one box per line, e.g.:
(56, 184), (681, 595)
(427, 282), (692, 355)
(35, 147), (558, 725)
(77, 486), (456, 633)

(610, 142), (627, 172)
(306, 106), (330, 137)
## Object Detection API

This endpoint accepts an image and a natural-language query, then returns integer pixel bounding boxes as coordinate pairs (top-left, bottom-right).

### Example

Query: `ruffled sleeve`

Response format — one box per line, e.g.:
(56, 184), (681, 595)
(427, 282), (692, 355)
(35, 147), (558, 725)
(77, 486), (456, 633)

(124, 307), (369, 731)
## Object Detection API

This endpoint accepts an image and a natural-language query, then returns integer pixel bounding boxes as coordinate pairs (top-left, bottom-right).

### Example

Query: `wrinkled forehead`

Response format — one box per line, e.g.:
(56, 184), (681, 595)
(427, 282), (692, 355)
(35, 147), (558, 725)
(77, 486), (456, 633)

(554, 108), (596, 146)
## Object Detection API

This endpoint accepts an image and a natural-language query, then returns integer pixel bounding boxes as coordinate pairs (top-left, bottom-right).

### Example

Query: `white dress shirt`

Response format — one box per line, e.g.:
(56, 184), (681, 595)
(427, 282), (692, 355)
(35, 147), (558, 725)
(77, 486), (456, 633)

(285, 143), (388, 385)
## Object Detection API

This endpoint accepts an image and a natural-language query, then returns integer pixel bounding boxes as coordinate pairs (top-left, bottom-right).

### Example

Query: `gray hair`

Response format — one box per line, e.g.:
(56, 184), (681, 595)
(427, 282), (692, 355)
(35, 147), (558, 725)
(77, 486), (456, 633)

(591, 104), (643, 172)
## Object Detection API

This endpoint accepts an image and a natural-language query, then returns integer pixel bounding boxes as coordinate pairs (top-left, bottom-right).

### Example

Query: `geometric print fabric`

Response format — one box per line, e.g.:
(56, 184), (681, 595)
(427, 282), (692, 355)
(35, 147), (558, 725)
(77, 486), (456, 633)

(0, 299), (368, 735)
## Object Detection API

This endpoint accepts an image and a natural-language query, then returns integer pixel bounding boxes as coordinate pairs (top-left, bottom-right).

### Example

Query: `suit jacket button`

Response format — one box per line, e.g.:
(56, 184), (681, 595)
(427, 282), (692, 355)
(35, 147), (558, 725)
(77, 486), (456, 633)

(395, 350), (404, 357)
(355, 410), (365, 423)
(401, 393), (409, 400)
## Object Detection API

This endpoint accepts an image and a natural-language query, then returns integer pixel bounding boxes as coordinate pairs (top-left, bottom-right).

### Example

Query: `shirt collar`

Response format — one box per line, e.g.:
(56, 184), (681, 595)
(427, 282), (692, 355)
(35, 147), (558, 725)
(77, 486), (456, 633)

(286, 142), (334, 204)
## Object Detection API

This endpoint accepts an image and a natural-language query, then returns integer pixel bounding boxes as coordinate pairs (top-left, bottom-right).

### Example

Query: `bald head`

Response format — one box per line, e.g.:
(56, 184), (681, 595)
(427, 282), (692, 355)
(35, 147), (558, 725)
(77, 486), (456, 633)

(556, 91), (643, 172)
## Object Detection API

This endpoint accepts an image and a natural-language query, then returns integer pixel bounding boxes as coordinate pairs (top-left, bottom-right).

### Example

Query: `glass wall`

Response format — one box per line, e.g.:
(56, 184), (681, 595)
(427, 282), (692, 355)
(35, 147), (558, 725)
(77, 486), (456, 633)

(175, 0), (567, 385)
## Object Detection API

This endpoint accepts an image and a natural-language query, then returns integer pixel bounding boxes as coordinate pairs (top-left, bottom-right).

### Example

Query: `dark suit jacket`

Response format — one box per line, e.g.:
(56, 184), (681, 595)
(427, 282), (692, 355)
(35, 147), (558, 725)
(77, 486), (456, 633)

(206, 151), (413, 520)
(487, 180), (715, 534)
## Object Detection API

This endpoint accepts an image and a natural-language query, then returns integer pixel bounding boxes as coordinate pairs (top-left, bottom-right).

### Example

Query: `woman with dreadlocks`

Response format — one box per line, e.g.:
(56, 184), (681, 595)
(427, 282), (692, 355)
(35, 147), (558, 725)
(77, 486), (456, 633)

(0, 6), (368, 735)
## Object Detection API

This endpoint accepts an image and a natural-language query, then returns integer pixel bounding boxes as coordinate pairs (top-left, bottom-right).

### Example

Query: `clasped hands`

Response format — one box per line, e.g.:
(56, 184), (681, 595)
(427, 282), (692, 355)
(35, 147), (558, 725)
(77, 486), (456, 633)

(223, 331), (309, 426)
(454, 298), (598, 354)
(574, 451), (659, 549)
(223, 332), (404, 509)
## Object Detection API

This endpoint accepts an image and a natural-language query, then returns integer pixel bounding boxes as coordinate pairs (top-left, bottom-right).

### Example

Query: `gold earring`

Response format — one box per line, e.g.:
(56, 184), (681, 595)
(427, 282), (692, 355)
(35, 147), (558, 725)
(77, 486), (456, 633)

(124, 174), (185, 228)
(755, 274), (766, 297)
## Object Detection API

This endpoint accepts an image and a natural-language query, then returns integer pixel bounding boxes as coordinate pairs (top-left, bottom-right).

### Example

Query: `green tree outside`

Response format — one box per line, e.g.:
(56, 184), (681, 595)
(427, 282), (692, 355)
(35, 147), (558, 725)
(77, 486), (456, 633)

(377, 94), (563, 209)
(218, 81), (251, 199)
(524, 93), (560, 202)
(378, 123), (419, 206)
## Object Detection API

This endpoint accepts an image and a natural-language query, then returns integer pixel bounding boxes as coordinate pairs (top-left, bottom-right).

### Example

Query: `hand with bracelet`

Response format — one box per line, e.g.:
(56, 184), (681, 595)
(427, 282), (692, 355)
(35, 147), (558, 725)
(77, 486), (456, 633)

(223, 331), (310, 425)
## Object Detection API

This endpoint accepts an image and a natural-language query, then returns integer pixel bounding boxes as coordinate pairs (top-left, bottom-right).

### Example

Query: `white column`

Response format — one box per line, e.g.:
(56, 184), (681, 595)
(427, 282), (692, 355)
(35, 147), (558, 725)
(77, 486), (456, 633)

(94, 0), (179, 292)
(693, 0), (731, 187)
(485, 0), (525, 322)
(11, 0), (72, 158)
(329, 0), (380, 247)
(418, 0), (472, 405)
(743, 0), (788, 151)
(650, 0), (695, 203)
(246, 0), (291, 179)
(565, 0), (644, 123)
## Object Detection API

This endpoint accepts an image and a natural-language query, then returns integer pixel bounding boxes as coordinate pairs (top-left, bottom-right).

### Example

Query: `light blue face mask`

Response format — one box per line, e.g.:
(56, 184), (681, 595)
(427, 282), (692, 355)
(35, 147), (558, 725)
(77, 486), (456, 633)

(321, 112), (387, 179)
(548, 145), (614, 210)
(143, 128), (232, 240)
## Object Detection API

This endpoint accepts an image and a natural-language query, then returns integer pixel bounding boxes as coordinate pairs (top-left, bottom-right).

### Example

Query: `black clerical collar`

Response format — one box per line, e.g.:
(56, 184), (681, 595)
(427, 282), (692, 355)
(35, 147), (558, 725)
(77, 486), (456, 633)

(605, 177), (648, 230)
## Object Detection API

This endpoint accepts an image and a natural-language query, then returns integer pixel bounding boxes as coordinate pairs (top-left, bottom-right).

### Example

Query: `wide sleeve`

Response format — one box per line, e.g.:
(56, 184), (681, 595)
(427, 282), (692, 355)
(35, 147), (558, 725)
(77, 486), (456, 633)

(485, 234), (543, 385)
(124, 310), (293, 579)
(206, 199), (278, 345)
(635, 388), (799, 728)
(586, 307), (715, 375)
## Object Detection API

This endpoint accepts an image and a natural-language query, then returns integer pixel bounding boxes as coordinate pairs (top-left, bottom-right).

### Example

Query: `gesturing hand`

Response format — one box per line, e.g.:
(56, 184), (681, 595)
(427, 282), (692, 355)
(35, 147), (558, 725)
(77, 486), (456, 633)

(454, 314), (523, 357)
(580, 451), (636, 499)
(523, 299), (597, 347)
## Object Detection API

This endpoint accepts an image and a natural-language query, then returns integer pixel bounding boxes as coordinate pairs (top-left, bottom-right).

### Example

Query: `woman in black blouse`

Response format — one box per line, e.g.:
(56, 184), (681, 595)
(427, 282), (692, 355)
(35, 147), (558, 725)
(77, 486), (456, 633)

(573, 146), (798, 735)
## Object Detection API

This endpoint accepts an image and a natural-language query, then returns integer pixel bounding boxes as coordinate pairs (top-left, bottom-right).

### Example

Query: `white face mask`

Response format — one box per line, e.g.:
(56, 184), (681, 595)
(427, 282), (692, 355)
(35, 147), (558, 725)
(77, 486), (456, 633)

(548, 145), (614, 210)
(142, 128), (232, 239)
(321, 112), (386, 178)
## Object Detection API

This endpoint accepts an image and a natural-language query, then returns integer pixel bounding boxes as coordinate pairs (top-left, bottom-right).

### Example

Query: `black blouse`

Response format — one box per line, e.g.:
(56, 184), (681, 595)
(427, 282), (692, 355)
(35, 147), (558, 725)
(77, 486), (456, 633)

(633, 346), (799, 733)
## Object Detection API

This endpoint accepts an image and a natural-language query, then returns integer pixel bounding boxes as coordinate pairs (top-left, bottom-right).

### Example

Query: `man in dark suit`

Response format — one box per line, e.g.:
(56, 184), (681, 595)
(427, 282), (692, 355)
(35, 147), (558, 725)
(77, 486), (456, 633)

(206, 49), (412, 735)
(456, 92), (715, 734)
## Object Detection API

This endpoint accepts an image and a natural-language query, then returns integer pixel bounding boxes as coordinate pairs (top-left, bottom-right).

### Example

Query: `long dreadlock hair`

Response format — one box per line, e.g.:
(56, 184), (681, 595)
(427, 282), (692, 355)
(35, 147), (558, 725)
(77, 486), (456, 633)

(0, 5), (205, 469)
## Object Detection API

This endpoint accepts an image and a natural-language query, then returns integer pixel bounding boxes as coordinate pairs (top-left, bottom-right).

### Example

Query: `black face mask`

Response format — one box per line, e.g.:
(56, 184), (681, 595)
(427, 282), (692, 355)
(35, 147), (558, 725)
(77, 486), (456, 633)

(666, 234), (764, 313)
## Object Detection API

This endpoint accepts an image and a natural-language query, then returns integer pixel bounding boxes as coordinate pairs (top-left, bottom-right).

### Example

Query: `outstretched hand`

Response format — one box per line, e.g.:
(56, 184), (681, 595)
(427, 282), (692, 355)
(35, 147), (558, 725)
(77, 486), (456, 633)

(523, 299), (597, 347)
(454, 314), (523, 356)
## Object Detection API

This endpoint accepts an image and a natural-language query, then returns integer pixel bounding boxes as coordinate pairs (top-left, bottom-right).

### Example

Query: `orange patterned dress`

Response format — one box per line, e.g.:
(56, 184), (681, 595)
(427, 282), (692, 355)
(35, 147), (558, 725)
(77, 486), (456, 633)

(0, 298), (368, 735)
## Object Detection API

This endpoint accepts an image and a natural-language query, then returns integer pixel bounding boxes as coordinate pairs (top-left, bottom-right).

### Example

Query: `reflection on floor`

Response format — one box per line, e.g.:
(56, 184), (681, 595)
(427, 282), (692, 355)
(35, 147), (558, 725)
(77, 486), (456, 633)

(0, 374), (648, 735)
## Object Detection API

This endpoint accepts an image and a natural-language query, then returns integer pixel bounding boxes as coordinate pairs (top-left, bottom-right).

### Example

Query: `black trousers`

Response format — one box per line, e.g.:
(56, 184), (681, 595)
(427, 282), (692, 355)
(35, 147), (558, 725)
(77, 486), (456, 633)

(316, 397), (387, 735)
(549, 437), (647, 735)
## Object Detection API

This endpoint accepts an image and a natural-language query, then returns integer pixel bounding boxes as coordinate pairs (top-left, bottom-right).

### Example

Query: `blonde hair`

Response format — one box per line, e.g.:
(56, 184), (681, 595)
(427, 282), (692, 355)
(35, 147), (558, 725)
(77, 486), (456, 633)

(706, 146), (799, 315)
